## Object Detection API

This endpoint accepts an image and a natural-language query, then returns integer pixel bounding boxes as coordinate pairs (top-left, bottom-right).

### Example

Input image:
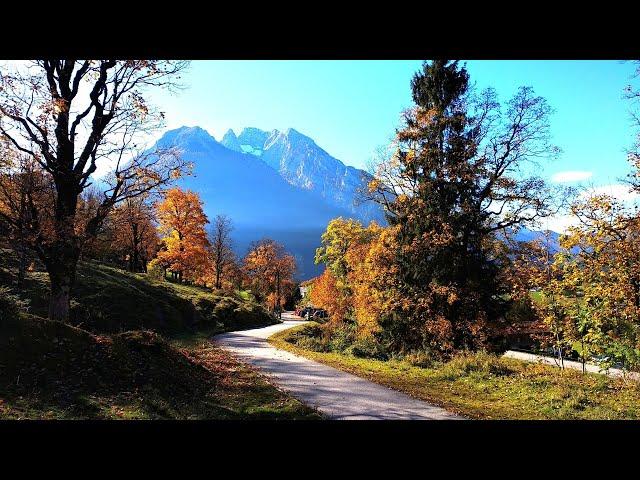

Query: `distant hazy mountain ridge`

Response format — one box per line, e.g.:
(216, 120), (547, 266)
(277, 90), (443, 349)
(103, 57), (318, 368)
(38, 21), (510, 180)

(154, 125), (378, 279)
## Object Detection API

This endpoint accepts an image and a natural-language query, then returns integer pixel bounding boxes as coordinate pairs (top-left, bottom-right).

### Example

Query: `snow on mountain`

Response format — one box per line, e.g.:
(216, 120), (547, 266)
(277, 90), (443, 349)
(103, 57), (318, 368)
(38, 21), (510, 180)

(226, 127), (384, 223)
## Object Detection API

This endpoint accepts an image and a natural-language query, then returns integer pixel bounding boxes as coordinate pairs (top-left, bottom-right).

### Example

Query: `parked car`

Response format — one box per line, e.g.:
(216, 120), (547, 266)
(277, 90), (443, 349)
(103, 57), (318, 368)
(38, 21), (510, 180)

(312, 309), (328, 320)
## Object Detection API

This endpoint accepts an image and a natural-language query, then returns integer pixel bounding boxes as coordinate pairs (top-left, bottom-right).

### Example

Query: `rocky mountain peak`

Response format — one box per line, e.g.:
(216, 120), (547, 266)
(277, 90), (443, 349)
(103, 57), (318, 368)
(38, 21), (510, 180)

(221, 128), (241, 152)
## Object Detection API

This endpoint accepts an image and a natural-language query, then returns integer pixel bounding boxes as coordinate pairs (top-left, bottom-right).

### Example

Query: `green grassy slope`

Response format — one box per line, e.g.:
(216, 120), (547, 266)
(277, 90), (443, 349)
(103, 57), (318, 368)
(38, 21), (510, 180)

(0, 314), (319, 419)
(0, 248), (318, 419)
(0, 247), (274, 335)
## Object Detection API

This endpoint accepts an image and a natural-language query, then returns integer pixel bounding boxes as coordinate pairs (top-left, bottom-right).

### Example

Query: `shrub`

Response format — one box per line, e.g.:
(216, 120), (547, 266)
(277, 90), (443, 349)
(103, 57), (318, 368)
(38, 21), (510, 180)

(440, 351), (515, 380)
(328, 323), (357, 352)
(0, 286), (29, 322)
(404, 350), (438, 368)
(147, 259), (165, 281)
(295, 335), (329, 352)
(346, 335), (389, 360)
(284, 324), (330, 351)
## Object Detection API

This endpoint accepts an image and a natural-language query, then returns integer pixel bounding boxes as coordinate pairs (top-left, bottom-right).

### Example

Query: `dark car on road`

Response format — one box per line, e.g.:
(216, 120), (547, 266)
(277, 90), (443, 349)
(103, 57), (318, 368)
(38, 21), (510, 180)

(312, 309), (328, 320)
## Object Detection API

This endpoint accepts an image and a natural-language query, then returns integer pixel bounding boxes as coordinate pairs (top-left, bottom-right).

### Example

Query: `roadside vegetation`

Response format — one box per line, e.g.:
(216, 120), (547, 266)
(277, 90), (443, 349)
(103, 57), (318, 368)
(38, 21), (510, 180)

(270, 323), (640, 419)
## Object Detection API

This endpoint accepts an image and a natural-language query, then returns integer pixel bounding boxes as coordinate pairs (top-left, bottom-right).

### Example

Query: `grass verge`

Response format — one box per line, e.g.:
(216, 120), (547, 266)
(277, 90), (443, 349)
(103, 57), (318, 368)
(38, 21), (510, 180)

(269, 323), (640, 420)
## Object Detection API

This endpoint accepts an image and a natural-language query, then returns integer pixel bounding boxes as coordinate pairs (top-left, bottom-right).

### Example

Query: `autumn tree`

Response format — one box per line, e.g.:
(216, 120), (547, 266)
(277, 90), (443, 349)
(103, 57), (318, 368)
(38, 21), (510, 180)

(0, 60), (188, 322)
(0, 147), (55, 288)
(111, 196), (159, 272)
(208, 214), (235, 290)
(309, 269), (351, 323)
(540, 194), (640, 372)
(364, 60), (563, 354)
(243, 239), (296, 312)
(313, 217), (380, 322)
(155, 188), (210, 283)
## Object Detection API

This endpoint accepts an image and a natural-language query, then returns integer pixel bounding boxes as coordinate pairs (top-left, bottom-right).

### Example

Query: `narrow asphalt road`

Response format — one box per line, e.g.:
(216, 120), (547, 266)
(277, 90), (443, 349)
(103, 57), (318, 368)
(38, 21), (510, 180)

(213, 312), (462, 420)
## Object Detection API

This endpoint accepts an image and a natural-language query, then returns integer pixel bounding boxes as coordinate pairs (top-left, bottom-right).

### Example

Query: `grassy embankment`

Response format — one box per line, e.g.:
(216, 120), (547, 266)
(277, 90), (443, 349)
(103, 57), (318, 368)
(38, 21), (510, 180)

(0, 248), (319, 419)
(269, 323), (640, 420)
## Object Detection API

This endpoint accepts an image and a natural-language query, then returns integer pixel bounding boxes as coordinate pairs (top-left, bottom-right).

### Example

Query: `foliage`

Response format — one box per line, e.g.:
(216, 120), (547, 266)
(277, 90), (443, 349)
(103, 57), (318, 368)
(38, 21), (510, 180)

(146, 258), (165, 281)
(309, 269), (350, 323)
(155, 188), (211, 284)
(537, 194), (640, 372)
(243, 238), (296, 311)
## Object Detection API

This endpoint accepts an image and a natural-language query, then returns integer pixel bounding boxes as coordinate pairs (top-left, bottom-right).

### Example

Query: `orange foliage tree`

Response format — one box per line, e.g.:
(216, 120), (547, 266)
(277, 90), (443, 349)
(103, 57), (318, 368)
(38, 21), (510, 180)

(313, 218), (381, 323)
(309, 269), (350, 324)
(108, 196), (159, 272)
(155, 188), (211, 283)
(243, 239), (296, 311)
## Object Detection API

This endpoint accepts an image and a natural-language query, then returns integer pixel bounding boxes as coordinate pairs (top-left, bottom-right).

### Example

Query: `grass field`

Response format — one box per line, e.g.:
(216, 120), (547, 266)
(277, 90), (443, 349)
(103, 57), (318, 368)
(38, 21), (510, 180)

(269, 323), (640, 420)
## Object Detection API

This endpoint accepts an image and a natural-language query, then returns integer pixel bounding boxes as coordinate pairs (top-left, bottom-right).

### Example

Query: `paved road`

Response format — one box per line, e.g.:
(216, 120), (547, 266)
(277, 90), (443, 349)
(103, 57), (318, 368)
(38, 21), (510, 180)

(213, 312), (462, 420)
(503, 350), (640, 381)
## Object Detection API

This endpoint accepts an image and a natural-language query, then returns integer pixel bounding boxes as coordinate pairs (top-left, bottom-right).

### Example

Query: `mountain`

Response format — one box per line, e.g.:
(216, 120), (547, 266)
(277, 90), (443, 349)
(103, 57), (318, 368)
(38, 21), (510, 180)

(222, 127), (384, 223)
(220, 129), (241, 152)
(153, 126), (373, 279)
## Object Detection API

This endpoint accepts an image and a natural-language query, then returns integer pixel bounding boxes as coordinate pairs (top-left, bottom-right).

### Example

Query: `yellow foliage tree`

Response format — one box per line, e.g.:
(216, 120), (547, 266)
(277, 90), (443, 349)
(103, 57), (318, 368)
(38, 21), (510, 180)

(540, 194), (640, 372)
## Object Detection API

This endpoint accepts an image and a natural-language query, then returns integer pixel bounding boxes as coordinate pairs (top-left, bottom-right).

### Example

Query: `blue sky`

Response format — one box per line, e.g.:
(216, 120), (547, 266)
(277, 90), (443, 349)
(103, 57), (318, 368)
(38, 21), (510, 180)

(149, 60), (639, 231)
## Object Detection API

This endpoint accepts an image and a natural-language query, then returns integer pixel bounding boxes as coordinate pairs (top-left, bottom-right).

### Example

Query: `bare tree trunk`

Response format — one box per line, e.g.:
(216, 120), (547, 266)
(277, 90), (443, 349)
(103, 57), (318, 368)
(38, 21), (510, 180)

(132, 248), (139, 273)
(276, 270), (281, 317)
(46, 247), (78, 323)
(46, 180), (80, 323)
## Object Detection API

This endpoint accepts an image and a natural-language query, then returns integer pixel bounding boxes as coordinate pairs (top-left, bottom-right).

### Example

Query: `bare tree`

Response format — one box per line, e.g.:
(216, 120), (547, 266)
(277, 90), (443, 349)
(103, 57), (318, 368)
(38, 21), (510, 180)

(111, 196), (159, 273)
(0, 60), (189, 322)
(209, 214), (234, 290)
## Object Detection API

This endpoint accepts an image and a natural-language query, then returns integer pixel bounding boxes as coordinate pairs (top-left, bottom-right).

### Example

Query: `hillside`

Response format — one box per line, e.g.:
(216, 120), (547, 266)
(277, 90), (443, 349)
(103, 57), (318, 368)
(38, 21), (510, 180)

(0, 248), (318, 419)
(0, 248), (274, 335)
